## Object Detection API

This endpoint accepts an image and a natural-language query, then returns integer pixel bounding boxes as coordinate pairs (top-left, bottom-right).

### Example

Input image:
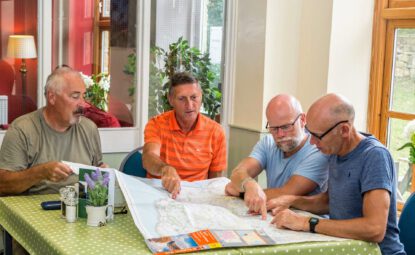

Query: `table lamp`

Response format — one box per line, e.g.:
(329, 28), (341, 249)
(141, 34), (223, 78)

(7, 35), (37, 112)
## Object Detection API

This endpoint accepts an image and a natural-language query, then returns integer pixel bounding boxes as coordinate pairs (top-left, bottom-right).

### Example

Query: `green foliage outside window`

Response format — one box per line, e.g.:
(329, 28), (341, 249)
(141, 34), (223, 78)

(124, 37), (222, 120)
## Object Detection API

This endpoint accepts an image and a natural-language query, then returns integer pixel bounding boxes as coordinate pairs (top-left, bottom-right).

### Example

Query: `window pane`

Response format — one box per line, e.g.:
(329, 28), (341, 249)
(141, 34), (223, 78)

(148, 0), (225, 119)
(0, 0), (38, 128)
(52, 0), (136, 128)
(387, 118), (412, 199)
(101, 30), (110, 73)
(102, 0), (111, 17)
(390, 28), (415, 114)
(387, 118), (410, 161)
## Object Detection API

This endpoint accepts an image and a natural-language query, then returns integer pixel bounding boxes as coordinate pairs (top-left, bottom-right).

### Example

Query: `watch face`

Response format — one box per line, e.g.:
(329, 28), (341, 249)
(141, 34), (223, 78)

(309, 217), (319, 224)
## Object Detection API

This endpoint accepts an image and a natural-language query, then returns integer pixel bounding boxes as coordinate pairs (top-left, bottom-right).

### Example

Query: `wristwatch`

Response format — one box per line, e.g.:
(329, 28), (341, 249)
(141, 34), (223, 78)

(309, 217), (319, 233)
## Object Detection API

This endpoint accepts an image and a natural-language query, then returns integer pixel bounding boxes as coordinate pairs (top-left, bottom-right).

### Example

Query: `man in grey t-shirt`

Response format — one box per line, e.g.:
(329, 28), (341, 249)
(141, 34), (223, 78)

(225, 94), (328, 219)
(0, 66), (106, 195)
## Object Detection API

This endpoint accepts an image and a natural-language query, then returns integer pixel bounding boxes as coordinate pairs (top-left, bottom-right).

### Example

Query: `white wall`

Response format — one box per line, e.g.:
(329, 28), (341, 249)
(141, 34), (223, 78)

(296, 0), (333, 111)
(232, 0), (267, 131)
(231, 0), (334, 131)
(327, 0), (374, 131)
(263, 0), (302, 112)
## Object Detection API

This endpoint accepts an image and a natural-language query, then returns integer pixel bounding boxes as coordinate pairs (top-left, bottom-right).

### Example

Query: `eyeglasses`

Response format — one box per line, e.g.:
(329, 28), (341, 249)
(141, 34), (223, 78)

(266, 114), (302, 134)
(305, 120), (349, 140)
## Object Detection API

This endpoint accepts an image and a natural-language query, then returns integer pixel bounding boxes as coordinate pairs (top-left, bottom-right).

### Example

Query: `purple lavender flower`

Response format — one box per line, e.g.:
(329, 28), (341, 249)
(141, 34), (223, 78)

(102, 172), (110, 187)
(84, 173), (95, 189)
(91, 168), (100, 181)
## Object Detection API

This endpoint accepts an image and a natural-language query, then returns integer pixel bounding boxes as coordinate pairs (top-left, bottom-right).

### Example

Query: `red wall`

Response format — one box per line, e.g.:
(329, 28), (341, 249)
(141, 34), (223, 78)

(68, 0), (94, 75)
(0, 0), (38, 123)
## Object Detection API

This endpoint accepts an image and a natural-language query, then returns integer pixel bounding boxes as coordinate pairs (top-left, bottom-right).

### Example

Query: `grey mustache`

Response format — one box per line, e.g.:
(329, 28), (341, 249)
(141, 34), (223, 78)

(73, 107), (84, 115)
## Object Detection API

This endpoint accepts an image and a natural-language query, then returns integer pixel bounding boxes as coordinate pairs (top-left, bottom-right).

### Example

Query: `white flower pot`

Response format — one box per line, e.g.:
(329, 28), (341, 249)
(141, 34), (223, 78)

(86, 205), (108, 227)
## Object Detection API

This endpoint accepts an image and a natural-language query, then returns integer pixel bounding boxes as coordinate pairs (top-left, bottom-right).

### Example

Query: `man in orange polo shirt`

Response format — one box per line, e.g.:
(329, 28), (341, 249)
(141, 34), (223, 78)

(143, 72), (227, 198)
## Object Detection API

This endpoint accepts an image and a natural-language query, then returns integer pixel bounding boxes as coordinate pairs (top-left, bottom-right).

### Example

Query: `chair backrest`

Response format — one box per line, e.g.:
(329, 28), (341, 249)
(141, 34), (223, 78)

(119, 146), (147, 177)
(399, 192), (415, 254)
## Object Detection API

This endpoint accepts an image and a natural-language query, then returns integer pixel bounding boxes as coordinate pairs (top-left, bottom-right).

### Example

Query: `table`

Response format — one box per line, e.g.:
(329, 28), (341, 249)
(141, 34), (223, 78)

(0, 194), (381, 255)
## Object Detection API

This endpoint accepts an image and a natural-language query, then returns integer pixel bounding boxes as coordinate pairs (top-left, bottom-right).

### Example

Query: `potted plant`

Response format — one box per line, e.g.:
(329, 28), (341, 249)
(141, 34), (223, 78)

(124, 37), (222, 120)
(84, 168), (110, 227)
(81, 72), (111, 112)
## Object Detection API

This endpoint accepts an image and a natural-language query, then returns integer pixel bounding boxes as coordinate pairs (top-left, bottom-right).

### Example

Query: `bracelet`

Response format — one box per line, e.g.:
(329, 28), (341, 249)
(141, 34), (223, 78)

(240, 177), (254, 192)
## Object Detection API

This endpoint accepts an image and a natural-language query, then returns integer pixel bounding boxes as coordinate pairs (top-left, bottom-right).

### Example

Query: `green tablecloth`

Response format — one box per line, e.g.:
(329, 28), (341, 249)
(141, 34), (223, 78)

(0, 194), (381, 255)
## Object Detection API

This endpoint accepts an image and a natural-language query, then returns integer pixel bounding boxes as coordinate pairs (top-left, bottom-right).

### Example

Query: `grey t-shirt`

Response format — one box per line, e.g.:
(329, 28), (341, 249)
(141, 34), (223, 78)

(0, 108), (103, 194)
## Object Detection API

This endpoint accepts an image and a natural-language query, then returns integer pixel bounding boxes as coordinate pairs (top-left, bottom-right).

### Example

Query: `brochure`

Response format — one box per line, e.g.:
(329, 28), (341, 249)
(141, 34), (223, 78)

(146, 229), (275, 255)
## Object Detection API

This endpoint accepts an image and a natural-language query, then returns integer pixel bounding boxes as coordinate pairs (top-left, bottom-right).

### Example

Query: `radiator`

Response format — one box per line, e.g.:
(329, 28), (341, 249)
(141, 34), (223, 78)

(0, 95), (8, 125)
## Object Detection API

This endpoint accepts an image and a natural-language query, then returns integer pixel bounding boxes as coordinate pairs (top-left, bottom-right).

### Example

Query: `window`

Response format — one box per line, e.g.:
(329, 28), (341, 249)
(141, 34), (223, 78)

(0, 0), (38, 127)
(369, 0), (415, 203)
(96, 0), (111, 74)
(51, 0), (136, 128)
(148, 0), (225, 120)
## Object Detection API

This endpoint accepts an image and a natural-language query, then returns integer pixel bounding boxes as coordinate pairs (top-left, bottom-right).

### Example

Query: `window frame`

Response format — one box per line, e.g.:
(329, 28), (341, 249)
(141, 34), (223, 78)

(368, 0), (415, 142)
(93, 0), (111, 74)
(368, 0), (415, 210)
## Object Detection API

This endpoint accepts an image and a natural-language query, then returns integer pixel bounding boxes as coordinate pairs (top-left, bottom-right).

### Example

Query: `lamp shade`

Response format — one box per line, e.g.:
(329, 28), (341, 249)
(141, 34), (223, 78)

(7, 35), (37, 59)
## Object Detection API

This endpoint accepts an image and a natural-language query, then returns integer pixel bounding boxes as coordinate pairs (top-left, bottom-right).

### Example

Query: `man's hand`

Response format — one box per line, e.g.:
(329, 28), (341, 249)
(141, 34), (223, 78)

(271, 209), (309, 232)
(43, 161), (73, 182)
(161, 165), (181, 199)
(267, 195), (297, 215)
(244, 181), (267, 220)
(225, 182), (240, 196)
(99, 162), (109, 168)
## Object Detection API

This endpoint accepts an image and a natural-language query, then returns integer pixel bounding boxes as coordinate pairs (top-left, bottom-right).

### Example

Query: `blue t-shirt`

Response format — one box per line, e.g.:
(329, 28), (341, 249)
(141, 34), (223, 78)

(328, 135), (405, 255)
(250, 134), (329, 195)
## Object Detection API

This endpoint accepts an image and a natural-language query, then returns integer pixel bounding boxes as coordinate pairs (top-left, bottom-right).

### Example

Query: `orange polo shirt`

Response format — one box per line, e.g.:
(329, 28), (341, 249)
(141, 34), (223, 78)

(144, 110), (227, 181)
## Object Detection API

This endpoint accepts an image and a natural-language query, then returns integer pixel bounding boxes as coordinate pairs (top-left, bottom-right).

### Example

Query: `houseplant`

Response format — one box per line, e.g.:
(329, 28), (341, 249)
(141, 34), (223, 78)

(81, 72), (110, 112)
(397, 120), (415, 192)
(84, 168), (110, 226)
(397, 120), (415, 164)
(124, 37), (222, 119)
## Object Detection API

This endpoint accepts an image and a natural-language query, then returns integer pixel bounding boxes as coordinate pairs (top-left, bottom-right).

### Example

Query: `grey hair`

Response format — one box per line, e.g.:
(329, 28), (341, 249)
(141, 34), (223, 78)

(44, 66), (81, 96)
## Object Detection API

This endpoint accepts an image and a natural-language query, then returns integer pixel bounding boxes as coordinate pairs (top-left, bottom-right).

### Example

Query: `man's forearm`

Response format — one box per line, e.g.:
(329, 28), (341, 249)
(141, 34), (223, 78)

(142, 152), (168, 176)
(291, 192), (329, 215)
(0, 166), (45, 196)
(230, 168), (252, 192)
(264, 188), (285, 200)
(208, 170), (225, 179)
(310, 217), (386, 243)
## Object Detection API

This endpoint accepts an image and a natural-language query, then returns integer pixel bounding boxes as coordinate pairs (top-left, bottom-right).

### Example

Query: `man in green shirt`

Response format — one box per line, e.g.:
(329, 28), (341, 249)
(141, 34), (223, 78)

(0, 66), (105, 195)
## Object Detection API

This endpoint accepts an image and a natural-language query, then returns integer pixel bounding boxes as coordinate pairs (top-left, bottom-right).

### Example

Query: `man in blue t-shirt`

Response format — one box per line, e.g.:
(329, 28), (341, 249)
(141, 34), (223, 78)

(225, 94), (329, 220)
(269, 93), (405, 255)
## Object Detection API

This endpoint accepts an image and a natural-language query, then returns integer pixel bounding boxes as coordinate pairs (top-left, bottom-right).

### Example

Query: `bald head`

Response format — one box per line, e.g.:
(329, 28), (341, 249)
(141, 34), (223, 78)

(266, 94), (303, 120)
(307, 93), (355, 127)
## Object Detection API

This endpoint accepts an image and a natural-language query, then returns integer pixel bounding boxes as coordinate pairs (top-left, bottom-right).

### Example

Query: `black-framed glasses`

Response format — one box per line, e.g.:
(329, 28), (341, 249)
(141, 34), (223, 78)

(305, 120), (349, 140)
(266, 114), (302, 134)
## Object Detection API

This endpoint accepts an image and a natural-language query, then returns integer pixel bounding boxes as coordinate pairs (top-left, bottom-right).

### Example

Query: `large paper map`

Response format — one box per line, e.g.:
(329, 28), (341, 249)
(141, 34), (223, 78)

(115, 171), (346, 254)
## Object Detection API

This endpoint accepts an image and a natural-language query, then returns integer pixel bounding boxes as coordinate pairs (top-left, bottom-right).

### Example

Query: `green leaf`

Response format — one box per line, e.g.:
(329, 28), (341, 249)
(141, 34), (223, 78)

(397, 142), (415, 151)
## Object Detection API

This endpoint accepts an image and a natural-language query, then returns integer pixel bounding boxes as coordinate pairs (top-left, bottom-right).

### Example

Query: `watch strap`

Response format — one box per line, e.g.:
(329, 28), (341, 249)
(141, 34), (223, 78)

(309, 217), (319, 233)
